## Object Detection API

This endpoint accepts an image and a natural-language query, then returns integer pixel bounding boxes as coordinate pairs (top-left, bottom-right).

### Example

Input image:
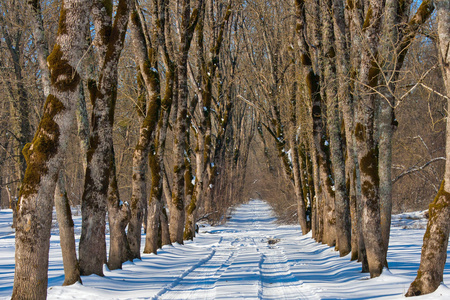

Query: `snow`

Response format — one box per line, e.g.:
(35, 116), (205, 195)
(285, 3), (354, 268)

(1, 200), (450, 299)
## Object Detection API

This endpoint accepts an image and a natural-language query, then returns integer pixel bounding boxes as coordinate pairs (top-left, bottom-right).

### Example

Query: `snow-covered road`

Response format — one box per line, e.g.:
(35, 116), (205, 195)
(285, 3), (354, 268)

(1, 199), (449, 299)
(156, 200), (318, 299)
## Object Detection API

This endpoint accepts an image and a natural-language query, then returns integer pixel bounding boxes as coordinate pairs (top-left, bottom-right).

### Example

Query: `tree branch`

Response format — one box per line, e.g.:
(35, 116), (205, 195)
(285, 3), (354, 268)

(393, 157), (446, 183)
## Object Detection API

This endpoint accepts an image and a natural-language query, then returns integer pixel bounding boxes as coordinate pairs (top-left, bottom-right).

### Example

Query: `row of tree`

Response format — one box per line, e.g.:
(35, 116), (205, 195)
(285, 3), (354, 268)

(0, 0), (448, 299)
(228, 0), (448, 296)
(10, 0), (254, 298)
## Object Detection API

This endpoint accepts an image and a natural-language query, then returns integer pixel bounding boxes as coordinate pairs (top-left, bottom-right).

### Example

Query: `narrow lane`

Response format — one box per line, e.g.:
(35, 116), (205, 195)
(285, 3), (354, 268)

(156, 200), (319, 299)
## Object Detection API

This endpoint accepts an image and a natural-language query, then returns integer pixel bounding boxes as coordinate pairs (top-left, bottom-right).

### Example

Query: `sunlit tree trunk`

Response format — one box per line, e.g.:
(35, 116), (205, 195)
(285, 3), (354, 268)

(12, 1), (90, 298)
(321, 0), (351, 255)
(379, 0), (434, 266)
(28, 0), (82, 285)
(27, 0), (51, 98)
(289, 96), (309, 234)
(54, 173), (81, 285)
(332, 0), (357, 259)
(185, 1), (232, 239)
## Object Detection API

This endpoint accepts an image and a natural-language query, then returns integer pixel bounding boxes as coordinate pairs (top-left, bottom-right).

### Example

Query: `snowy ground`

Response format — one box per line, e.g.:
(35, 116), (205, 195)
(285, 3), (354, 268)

(0, 199), (449, 299)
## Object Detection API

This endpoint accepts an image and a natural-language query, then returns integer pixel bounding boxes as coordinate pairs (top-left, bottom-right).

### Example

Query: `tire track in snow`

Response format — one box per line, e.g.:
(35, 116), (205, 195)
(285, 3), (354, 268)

(155, 237), (238, 299)
(214, 236), (262, 299)
(258, 242), (320, 300)
(154, 200), (320, 299)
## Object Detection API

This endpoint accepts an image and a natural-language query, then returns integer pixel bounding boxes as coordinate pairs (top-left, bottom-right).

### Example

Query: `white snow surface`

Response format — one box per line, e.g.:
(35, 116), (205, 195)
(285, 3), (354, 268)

(1, 199), (450, 299)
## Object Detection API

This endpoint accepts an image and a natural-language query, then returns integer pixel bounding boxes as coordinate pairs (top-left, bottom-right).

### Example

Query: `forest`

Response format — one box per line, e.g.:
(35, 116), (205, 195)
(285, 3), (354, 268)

(0, 0), (449, 299)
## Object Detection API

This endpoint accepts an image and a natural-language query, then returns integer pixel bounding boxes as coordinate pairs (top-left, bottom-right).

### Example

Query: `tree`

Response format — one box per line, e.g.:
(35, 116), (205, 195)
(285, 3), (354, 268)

(27, 0), (82, 285)
(79, 0), (131, 275)
(321, 0), (351, 255)
(406, 0), (450, 296)
(127, 0), (162, 258)
(184, 0), (232, 239)
(332, 0), (359, 260)
(169, 0), (202, 244)
(12, 0), (90, 298)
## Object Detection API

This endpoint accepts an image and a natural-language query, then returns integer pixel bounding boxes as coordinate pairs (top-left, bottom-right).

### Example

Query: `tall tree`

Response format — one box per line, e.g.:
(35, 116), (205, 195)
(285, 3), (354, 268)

(143, 0), (174, 254)
(353, 0), (386, 278)
(406, 0), (450, 296)
(79, 0), (131, 275)
(332, 0), (358, 260)
(170, 0), (202, 244)
(321, 0), (351, 255)
(378, 0), (434, 265)
(127, 0), (162, 258)
(185, 0), (232, 240)
(27, 0), (82, 285)
(12, 0), (90, 298)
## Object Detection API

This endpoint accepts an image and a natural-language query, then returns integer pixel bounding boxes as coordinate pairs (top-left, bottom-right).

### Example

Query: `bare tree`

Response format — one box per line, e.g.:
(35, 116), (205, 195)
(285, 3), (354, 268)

(79, 0), (131, 275)
(12, 0), (90, 298)
(406, 0), (450, 296)
(169, 0), (202, 244)
(27, 0), (82, 285)
(127, 0), (162, 258)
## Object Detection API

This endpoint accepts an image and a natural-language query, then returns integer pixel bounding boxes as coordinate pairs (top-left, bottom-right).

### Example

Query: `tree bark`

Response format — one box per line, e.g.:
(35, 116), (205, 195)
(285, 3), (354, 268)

(332, 0), (357, 259)
(27, 0), (51, 98)
(379, 0), (434, 265)
(12, 1), (90, 298)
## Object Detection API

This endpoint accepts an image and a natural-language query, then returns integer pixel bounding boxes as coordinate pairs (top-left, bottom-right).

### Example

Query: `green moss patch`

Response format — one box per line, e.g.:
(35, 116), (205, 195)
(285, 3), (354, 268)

(19, 94), (65, 198)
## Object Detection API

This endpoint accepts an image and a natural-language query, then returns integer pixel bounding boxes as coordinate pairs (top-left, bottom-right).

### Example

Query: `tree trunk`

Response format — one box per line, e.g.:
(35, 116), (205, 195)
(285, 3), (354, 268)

(170, 0), (201, 244)
(354, 0), (386, 278)
(127, 3), (162, 259)
(79, 0), (131, 276)
(27, 0), (51, 98)
(379, 0), (434, 265)
(310, 138), (322, 241)
(185, 133), (204, 240)
(291, 136), (309, 234)
(171, 59), (188, 243)
(54, 172), (81, 285)
(406, 1), (450, 295)
(322, 0), (351, 255)
(144, 69), (174, 252)
(107, 156), (131, 270)
(12, 1), (89, 298)
(332, 0), (357, 259)
(28, 0), (82, 284)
